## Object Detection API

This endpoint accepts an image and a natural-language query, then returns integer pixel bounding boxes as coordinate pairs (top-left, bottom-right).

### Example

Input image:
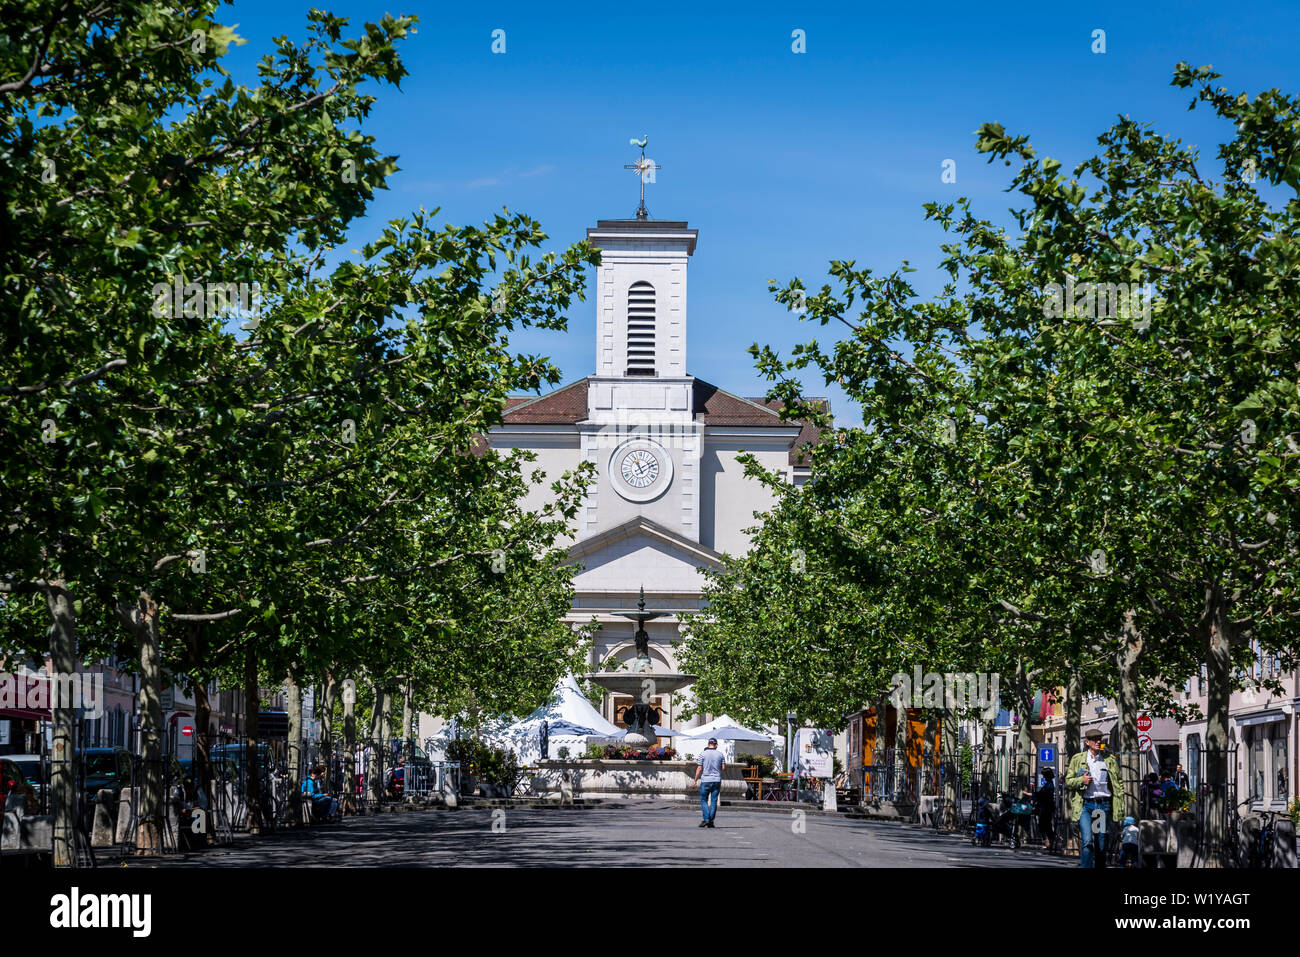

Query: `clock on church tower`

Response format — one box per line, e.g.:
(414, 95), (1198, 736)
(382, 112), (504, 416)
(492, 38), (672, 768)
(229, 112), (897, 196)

(608, 438), (673, 502)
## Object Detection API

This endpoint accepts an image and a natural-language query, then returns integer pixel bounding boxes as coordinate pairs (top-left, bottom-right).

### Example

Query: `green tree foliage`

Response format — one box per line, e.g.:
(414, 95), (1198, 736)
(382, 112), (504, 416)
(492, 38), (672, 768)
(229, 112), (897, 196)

(1, 2), (594, 852)
(685, 66), (1300, 857)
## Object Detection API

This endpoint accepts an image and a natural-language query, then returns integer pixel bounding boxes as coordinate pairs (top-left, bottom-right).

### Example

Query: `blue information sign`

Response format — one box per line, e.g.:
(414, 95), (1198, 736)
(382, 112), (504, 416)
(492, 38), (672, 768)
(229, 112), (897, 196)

(1038, 746), (1056, 764)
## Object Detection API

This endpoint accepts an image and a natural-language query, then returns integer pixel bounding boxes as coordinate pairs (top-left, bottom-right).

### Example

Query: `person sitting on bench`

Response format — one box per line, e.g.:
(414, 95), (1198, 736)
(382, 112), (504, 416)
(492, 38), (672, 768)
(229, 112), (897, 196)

(302, 766), (338, 822)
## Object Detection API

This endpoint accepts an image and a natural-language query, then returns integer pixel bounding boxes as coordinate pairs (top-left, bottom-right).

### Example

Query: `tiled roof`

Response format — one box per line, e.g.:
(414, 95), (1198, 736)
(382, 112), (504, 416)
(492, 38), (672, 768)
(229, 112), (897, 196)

(750, 397), (829, 467)
(691, 379), (785, 425)
(499, 380), (589, 423)
(493, 376), (829, 465)
(692, 380), (828, 465)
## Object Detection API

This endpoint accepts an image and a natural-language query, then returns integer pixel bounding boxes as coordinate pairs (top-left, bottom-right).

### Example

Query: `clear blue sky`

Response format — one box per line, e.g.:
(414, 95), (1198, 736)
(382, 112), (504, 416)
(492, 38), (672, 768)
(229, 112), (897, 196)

(218, 1), (1299, 427)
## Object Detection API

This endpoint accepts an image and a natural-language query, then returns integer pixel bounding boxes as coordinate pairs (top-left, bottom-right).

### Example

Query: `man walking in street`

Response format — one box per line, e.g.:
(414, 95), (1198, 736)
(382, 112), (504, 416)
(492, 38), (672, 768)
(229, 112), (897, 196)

(1064, 728), (1124, 867)
(693, 738), (725, 828)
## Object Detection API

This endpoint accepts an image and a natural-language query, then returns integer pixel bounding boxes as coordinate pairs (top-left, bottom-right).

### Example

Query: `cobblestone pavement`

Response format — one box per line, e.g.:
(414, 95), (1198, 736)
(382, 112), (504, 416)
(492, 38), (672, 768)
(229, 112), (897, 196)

(118, 803), (1077, 867)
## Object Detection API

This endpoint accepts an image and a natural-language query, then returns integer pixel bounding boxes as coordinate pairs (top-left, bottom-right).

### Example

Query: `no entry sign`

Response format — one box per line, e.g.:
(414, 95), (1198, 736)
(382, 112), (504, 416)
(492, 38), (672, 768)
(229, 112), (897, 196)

(181, 726), (193, 737)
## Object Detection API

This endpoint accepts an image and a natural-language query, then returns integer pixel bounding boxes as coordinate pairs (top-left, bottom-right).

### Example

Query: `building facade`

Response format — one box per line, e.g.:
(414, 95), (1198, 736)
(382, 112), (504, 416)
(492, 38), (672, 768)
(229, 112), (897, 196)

(486, 216), (823, 735)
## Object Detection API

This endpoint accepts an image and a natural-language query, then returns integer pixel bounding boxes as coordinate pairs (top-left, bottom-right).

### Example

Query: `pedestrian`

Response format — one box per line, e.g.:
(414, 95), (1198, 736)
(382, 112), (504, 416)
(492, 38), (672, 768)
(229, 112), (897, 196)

(1140, 771), (1162, 817)
(1119, 816), (1140, 867)
(692, 737), (725, 828)
(1063, 728), (1124, 868)
(1035, 767), (1056, 850)
(1159, 768), (1176, 794)
(1172, 763), (1189, 790)
(302, 766), (338, 822)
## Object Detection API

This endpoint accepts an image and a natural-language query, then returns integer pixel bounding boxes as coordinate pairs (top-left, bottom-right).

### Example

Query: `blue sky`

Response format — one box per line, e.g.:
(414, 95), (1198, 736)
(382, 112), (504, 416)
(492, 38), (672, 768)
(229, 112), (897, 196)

(218, 1), (1299, 427)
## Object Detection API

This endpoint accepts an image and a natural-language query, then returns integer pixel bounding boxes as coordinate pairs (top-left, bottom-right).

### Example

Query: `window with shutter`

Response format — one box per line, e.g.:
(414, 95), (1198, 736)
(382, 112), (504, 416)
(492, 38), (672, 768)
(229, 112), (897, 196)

(626, 281), (656, 376)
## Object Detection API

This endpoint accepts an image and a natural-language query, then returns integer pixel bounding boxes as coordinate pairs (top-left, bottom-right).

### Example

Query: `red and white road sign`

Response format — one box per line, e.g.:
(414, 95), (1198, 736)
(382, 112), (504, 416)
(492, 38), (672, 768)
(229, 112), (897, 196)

(1137, 732), (1153, 752)
(1136, 715), (1153, 733)
(181, 726), (193, 737)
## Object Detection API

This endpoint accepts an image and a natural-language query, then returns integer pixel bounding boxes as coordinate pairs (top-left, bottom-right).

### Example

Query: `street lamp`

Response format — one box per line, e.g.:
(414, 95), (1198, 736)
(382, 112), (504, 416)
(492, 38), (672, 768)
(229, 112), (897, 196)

(786, 712), (797, 796)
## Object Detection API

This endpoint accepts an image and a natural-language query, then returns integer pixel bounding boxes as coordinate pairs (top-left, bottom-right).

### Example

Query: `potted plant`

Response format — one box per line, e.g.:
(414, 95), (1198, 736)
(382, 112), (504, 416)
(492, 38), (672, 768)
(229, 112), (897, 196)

(1159, 786), (1195, 821)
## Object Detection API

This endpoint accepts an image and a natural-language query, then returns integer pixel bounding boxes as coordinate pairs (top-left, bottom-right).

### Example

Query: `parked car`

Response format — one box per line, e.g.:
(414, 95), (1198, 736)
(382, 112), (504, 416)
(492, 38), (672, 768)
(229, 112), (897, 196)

(208, 743), (272, 793)
(77, 747), (133, 802)
(0, 758), (38, 813)
(7, 754), (46, 806)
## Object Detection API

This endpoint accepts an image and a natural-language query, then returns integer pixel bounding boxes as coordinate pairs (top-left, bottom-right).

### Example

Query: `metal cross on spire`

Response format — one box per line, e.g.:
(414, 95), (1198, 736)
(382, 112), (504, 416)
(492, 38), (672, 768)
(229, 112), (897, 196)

(624, 136), (660, 221)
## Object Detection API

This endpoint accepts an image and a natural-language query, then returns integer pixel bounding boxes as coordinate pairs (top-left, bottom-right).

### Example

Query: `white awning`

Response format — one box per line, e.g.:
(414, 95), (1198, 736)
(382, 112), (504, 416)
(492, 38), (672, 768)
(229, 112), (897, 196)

(1235, 710), (1286, 728)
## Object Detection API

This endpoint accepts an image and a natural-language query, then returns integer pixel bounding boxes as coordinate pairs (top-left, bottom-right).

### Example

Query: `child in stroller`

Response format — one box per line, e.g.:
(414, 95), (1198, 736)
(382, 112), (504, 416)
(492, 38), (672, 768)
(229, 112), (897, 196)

(973, 789), (1035, 849)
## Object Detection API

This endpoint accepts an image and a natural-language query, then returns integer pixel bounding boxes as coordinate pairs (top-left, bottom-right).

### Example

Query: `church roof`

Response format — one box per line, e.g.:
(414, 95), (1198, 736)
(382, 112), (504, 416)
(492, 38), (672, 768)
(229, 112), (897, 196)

(567, 515), (726, 570)
(750, 397), (829, 467)
(493, 377), (827, 466)
(498, 379), (589, 422)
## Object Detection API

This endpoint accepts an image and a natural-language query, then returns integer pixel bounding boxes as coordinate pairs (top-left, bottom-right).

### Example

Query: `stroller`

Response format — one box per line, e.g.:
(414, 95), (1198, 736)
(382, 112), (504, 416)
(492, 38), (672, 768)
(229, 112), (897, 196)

(993, 791), (1034, 849)
(972, 796), (995, 847)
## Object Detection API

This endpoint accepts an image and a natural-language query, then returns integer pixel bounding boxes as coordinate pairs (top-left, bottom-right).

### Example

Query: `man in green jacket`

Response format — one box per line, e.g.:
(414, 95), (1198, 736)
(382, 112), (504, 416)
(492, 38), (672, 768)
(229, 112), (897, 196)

(1063, 728), (1125, 867)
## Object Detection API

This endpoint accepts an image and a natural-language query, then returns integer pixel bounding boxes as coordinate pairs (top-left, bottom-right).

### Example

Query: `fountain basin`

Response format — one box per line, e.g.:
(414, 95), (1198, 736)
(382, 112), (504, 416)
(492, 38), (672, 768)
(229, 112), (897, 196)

(580, 673), (695, 696)
(532, 760), (749, 801)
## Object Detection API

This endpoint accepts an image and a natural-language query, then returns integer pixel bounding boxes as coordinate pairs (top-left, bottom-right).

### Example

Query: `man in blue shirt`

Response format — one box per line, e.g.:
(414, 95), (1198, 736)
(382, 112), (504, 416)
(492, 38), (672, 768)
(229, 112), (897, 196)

(302, 766), (338, 822)
(692, 738), (725, 828)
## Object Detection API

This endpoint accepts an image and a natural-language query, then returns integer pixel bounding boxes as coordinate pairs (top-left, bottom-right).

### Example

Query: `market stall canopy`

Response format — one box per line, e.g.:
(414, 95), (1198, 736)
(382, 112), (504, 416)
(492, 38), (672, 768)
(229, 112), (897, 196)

(695, 725), (773, 742)
(483, 674), (623, 762)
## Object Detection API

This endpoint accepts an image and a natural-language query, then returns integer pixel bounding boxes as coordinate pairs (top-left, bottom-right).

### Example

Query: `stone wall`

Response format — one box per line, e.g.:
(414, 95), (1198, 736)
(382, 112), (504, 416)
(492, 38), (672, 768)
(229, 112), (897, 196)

(532, 759), (748, 801)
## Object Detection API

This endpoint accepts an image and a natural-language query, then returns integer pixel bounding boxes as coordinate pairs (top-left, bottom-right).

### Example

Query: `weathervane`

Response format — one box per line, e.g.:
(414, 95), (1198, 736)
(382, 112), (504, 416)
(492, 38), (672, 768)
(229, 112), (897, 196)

(624, 136), (660, 221)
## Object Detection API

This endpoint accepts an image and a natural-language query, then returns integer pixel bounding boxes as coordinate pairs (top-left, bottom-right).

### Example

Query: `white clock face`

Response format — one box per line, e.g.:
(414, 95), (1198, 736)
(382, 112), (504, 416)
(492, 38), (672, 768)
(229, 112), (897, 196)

(620, 449), (660, 489)
(608, 440), (673, 502)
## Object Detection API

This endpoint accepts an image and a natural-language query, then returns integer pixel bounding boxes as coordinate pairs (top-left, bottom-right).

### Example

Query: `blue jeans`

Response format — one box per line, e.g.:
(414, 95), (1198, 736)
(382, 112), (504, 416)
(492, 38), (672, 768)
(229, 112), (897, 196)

(1079, 799), (1111, 868)
(699, 781), (721, 823)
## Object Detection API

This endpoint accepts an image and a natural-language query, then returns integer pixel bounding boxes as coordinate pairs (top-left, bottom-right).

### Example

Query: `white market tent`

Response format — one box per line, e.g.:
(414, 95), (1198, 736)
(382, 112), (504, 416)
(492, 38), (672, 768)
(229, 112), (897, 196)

(484, 674), (622, 765)
(676, 715), (777, 763)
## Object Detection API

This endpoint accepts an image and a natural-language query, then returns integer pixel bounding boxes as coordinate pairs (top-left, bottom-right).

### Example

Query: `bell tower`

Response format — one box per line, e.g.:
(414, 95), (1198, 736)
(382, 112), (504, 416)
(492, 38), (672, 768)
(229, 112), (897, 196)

(585, 218), (697, 423)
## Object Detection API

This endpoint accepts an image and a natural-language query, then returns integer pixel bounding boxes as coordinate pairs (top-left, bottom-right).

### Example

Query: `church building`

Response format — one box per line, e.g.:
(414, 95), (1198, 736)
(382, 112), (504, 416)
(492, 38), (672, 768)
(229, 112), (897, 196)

(487, 205), (827, 737)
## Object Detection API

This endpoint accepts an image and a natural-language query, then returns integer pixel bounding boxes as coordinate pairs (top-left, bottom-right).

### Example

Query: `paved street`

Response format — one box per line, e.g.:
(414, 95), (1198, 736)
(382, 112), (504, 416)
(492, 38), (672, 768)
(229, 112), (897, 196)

(121, 804), (1075, 868)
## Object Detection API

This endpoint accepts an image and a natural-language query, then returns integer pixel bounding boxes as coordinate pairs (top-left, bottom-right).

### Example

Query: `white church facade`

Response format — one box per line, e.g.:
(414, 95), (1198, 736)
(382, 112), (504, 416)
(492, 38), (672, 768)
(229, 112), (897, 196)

(487, 215), (826, 736)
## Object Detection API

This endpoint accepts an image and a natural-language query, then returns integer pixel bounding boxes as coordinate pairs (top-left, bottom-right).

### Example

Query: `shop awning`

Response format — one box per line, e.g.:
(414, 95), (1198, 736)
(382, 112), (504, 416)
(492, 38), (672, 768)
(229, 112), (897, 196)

(0, 706), (50, 721)
(1235, 710), (1287, 728)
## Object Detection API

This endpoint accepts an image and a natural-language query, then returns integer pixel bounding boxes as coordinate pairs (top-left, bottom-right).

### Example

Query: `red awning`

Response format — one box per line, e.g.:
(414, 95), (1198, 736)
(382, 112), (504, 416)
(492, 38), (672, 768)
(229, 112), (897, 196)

(1, 674), (51, 721)
(0, 707), (49, 721)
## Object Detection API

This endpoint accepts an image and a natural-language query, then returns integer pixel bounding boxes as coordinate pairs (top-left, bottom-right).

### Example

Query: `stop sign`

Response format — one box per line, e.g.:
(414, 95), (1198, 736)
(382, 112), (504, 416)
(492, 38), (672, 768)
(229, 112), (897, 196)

(1136, 715), (1153, 732)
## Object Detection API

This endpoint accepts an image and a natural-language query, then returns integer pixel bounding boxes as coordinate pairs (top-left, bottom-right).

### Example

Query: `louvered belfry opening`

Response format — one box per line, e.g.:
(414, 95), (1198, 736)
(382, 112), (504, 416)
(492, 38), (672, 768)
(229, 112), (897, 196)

(626, 281), (657, 376)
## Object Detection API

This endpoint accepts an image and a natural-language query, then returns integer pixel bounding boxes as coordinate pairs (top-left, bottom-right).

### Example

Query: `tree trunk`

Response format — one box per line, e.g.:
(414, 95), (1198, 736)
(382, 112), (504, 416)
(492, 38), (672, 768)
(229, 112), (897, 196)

(1203, 585), (1236, 868)
(922, 709), (938, 804)
(1115, 611), (1144, 819)
(319, 674), (336, 768)
(1012, 659), (1036, 795)
(287, 674), (303, 825)
(368, 681), (388, 806)
(44, 583), (77, 868)
(871, 696), (886, 798)
(185, 624), (213, 844)
(941, 709), (960, 827)
(893, 701), (908, 800)
(1065, 669), (1083, 762)
(244, 647), (263, 834)
(342, 678), (357, 815)
(980, 714), (997, 798)
(402, 679), (414, 760)
(134, 593), (164, 854)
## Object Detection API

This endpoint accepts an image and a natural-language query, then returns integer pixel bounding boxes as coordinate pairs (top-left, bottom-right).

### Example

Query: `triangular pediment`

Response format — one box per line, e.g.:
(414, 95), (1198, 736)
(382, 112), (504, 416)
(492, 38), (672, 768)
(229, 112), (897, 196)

(567, 517), (723, 593)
